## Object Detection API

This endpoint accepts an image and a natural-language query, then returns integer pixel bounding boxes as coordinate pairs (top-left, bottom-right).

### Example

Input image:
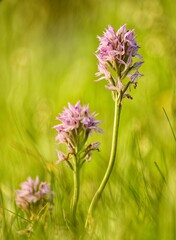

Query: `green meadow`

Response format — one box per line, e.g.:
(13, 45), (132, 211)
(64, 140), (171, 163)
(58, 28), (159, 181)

(0, 0), (176, 239)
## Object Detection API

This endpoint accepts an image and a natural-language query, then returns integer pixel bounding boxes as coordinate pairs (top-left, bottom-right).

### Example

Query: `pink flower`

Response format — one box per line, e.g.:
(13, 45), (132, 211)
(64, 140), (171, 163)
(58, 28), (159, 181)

(54, 101), (102, 165)
(56, 151), (67, 164)
(96, 24), (143, 96)
(54, 101), (102, 149)
(16, 177), (53, 214)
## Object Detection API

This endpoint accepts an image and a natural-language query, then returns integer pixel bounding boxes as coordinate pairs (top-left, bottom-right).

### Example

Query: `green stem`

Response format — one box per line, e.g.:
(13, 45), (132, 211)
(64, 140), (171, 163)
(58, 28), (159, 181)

(71, 155), (80, 225)
(85, 95), (122, 230)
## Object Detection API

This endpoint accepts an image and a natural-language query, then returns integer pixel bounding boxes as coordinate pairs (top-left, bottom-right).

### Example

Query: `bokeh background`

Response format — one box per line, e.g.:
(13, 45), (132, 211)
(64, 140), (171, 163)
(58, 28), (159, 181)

(0, 0), (176, 239)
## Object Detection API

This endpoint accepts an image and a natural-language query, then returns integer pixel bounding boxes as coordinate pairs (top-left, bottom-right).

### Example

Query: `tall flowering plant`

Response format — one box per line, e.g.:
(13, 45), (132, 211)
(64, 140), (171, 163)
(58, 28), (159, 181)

(54, 101), (102, 224)
(85, 24), (143, 229)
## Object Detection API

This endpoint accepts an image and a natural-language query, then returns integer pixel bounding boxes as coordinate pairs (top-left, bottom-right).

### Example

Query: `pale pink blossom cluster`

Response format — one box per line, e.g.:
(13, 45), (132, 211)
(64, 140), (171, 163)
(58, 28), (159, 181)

(16, 177), (53, 213)
(54, 101), (102, 163)
(96, 24), (143, 94)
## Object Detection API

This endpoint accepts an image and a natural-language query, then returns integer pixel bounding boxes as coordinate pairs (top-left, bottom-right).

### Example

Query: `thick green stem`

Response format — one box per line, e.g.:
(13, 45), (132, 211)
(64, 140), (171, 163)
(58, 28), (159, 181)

(71, 156), (80, 225)
(85, 96), (122, 230)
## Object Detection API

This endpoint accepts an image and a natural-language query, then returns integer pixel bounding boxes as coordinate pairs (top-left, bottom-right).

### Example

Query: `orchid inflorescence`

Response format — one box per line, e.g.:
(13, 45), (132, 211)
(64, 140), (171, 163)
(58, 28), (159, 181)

(16, 177), (53, 217)
(96, 24), (143, 99)
(54, 100), (102, 168)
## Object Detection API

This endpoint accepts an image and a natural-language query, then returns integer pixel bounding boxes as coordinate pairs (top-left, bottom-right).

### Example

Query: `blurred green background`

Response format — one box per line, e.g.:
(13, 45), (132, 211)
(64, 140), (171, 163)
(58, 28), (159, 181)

(0, 0), (176, 239)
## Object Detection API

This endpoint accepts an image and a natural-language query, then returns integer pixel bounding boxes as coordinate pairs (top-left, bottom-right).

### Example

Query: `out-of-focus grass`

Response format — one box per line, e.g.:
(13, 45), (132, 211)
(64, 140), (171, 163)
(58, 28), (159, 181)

(0, 0), (176, 239)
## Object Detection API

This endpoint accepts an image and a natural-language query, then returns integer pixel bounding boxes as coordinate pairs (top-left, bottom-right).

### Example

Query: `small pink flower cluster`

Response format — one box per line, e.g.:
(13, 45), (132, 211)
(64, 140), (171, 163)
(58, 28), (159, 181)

(96, 24), (143, 94)
(16, 177), (53, 213)
(54, 101), (102, 163)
